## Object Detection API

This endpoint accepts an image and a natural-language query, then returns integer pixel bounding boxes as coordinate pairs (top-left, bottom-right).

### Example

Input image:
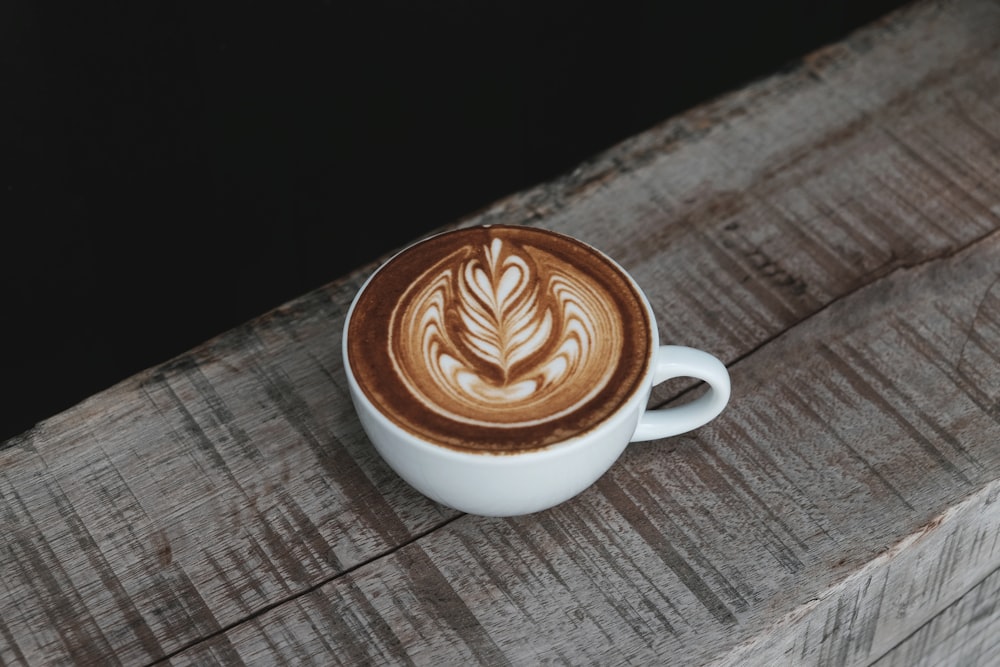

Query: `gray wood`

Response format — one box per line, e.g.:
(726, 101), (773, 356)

(873, 565), (1000, 667)
(168, 215), (1000, 666)
(3, 0), (1000, 664)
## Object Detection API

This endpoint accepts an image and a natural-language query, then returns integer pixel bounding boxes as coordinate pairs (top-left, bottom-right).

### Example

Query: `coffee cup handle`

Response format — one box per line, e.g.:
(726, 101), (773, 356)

(631, 345), (731, 442)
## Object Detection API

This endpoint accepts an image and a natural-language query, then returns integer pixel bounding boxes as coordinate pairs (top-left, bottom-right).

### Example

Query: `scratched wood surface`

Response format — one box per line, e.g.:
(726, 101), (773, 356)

(3, 0), (1000, 664)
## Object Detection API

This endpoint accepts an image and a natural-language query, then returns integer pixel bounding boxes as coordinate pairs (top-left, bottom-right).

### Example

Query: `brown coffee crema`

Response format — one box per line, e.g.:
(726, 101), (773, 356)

(347, 225), (651, 454)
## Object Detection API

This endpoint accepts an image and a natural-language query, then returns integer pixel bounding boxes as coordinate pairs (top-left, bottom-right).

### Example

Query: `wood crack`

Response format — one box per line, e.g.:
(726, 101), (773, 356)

(715, 225), (1000, 383)
(145, 514), (465, 666)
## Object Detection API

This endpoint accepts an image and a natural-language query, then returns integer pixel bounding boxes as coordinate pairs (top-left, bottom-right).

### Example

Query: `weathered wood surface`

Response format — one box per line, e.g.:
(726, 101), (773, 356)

(3, 0), (1000, 664)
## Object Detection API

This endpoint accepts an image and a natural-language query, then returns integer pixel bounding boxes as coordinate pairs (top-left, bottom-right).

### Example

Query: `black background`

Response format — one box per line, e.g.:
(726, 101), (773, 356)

(2, 1), (910, 442)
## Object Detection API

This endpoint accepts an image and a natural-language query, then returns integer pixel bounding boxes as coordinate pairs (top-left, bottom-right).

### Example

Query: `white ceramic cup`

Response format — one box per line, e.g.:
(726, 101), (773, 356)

(342, 227), (731, 517)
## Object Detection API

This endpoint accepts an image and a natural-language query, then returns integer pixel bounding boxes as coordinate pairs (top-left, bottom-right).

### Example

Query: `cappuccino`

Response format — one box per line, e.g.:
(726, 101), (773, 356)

(346, 225), (652, 454)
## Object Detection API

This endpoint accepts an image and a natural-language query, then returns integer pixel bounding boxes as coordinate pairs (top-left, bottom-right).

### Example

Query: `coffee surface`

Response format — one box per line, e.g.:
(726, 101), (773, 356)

(347, 225), (651, 453)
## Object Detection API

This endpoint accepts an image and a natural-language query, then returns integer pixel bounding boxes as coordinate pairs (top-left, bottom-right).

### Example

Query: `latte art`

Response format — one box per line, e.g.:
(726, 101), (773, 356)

(347, 225), (652, 453)
(391, 237), (621, 427)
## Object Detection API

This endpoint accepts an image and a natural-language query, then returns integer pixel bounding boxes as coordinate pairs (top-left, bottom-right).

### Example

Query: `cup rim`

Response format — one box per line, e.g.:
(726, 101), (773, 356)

(341, 223), (660, 460)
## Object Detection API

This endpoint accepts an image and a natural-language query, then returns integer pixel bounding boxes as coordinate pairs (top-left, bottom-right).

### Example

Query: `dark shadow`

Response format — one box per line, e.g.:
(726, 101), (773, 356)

(1, 0), (912, 441)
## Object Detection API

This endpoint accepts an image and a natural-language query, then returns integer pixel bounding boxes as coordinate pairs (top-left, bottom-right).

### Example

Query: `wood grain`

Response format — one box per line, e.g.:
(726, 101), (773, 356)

(2, 0), (1000, 665)
(166, 220), (1000, 666)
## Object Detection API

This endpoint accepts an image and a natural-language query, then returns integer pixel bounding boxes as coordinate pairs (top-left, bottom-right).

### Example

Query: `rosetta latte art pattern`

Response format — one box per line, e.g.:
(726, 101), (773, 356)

(389, 236), (624, 427)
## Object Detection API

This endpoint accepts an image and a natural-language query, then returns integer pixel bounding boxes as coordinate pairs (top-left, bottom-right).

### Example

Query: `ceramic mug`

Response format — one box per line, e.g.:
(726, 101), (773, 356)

(342, 225), (730, 516)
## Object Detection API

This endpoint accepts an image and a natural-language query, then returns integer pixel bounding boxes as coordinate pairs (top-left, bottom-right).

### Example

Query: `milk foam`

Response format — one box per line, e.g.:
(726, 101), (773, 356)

(389, 235), (622, 427)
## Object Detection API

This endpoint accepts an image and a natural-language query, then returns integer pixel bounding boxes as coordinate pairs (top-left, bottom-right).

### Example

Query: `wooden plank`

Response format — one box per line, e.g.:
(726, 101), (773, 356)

(165, 220), (1000, 665)
(2, 0), (1000, 664)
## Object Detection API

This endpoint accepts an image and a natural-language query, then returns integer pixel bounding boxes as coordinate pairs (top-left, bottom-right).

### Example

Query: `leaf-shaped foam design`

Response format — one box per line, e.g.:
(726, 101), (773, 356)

(389, 234), (625, 428)
(457, 237), (553, 378)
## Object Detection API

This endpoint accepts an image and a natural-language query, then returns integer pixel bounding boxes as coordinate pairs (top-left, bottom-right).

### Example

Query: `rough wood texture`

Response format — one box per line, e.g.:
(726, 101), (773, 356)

(4, 0), (1000, 664)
